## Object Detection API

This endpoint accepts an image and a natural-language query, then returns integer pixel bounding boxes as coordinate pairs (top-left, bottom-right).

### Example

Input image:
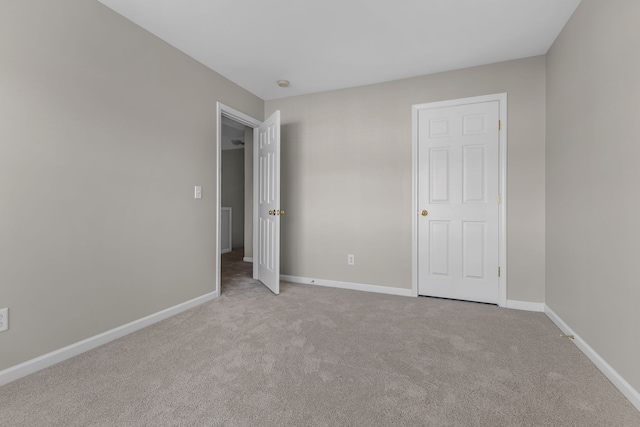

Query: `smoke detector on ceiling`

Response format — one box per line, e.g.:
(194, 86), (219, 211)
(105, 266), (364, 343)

(277, 80), (290, 88)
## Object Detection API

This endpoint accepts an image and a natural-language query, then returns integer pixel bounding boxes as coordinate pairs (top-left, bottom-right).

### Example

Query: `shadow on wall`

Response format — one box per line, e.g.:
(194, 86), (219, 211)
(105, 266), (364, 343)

(280, 122), (303, 274)
(221, 148), (245, 249)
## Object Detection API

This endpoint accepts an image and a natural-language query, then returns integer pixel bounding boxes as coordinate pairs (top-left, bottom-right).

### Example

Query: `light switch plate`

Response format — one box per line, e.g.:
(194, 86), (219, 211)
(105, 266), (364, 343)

(194, 186), (202, 199)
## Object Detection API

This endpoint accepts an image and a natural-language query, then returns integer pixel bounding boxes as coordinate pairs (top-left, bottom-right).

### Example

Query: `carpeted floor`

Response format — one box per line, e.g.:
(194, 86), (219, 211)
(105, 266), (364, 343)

(1, 249), (639, 426)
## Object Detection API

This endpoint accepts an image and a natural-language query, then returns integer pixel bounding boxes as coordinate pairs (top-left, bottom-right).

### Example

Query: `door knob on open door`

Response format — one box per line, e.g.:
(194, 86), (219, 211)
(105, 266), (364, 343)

(421, 210), (428, 216)
(279, 209), (285, 216)
(269, 210), (275, 216)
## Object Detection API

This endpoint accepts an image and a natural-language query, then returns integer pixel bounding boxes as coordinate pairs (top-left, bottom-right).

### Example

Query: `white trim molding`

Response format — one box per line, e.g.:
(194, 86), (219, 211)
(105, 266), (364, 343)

(545, 305), (640, 412)
(243, 257), (253, 263)
(0, 291), (217, 387)
(411, 93), (508, 307)
(281, 275), (413, 297)
(506, 300), (545, 312)
(220, 207), (232, 254)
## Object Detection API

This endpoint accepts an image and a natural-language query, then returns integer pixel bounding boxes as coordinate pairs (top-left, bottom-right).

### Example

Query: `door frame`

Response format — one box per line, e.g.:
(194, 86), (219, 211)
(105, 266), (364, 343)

(411, 93), (507, 307)
(215, 102), (262, 296)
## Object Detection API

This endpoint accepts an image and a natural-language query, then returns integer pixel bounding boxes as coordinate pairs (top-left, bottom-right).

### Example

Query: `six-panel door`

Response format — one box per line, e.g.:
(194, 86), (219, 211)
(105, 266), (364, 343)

(418, 101), (500, 304)
(257, 111), (281, 294)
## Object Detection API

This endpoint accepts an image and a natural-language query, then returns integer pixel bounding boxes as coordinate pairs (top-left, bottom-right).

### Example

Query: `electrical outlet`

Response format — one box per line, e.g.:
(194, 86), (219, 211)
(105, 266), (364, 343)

(348, 254), (355, 265)
(0, 308), (8, 332)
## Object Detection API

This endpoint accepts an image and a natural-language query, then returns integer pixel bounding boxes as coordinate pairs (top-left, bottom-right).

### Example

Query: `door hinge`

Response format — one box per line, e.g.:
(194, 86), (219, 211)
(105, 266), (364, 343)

(498, 120), (501, 130)
(498, 267), (501, 277)
(498, 193), (501, 204)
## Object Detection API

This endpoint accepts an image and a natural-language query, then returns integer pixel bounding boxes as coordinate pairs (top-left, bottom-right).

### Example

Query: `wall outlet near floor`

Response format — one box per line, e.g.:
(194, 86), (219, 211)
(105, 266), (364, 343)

(0, 308), (8, 332)
(348, 254), (355, 265)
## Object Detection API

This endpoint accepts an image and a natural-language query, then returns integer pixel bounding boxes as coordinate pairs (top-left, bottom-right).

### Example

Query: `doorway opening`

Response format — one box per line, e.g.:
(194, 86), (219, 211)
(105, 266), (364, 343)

(220, 116), (250, 272)
(216, 104), (261, 296)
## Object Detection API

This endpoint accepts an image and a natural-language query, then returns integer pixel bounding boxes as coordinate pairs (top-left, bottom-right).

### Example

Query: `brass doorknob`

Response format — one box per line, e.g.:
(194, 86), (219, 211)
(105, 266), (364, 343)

(269, 210), (275, 216)
(279, 209), (285, 216)
(421, 210), (428, 216)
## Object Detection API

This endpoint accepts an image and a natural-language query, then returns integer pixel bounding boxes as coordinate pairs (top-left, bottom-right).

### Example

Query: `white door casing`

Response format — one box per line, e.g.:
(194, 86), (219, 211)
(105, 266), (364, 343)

(255, 110), (281, 294)
(413, 95), (506, 305)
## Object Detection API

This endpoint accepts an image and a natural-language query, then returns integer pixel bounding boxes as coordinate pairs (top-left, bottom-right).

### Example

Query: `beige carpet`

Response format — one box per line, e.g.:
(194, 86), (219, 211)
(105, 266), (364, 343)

(1, 250), (639, 426)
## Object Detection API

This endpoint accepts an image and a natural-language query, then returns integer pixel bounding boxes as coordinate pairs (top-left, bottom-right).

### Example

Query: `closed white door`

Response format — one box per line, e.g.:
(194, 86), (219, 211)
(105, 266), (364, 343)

(256, 111), (281, 294)
(418, 101), (499, 304)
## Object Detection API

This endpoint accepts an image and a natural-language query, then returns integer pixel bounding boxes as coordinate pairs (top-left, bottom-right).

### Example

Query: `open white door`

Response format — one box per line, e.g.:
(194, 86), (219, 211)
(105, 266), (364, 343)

(255, 111), (281, 294)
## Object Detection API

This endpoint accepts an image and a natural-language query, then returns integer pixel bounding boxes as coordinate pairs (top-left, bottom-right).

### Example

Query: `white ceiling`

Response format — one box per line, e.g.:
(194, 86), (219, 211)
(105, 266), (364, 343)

(98, 0), (581, 100)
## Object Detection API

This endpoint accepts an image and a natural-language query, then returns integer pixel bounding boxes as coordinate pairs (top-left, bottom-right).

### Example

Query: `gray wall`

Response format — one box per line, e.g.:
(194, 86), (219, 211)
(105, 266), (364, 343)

(0, 0), (263, 371)
(266, 56), (546, 302)
(221, 149), (245, 249)
(546, 0), (640, 392)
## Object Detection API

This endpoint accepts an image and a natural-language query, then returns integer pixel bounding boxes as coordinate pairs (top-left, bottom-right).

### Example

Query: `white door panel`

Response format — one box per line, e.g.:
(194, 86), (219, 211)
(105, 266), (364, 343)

(418, 101), (499, 304)
(256, 111), (281, 294)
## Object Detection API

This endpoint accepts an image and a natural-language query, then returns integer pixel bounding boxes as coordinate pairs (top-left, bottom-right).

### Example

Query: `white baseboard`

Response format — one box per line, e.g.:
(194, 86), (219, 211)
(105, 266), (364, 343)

(544, 305), (640, 412)
(243, 257), (253, 263)
(506, 300), (545, 312)
(0, 291), (218, 387)
(281, 275), (413, 297)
